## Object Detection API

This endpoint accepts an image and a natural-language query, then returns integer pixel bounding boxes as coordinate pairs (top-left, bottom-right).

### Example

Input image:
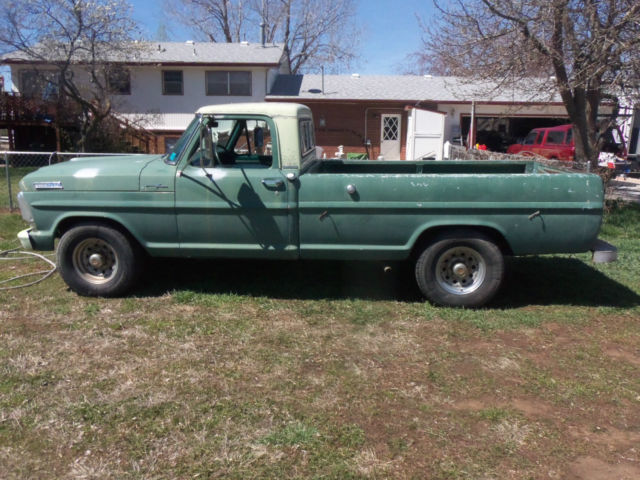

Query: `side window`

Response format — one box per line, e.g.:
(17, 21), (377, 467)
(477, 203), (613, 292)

(299, 119), (315, 155)
(546, 130), (565, 144)
(232, 119), (273, 167)
(566, 128), (573, 144)
(523, 131), (538, 145)
(186, 117), (275, 169)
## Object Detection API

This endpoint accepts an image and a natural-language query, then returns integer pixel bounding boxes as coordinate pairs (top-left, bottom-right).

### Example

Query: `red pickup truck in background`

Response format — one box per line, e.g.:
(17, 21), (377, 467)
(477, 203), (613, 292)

(506, 124), (626, 161)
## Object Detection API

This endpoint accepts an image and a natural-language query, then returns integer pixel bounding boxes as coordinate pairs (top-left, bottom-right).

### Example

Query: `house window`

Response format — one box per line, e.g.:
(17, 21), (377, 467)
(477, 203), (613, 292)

(163, 70), (183, 95)
(20, 70), (59, 99)
(107, 67), (130, 95)
(205, 71), (251, 96)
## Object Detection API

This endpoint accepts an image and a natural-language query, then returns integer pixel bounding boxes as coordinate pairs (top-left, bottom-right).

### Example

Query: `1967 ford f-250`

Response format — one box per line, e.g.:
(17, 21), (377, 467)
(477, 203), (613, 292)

(16, 103), (616, 307)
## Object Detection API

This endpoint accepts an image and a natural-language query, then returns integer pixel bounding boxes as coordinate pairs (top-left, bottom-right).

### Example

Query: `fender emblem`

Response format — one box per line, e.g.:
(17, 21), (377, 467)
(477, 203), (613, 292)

(33, 181), (63, 190)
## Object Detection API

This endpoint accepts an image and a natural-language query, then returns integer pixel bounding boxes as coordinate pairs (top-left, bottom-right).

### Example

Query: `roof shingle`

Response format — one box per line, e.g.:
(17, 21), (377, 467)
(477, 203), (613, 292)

(2, 41), (286, 66)
(267, 74), (561, 103)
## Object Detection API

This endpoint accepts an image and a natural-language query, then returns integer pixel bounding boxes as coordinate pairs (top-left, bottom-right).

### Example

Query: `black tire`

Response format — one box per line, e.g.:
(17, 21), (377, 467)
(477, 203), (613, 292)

(415, 230), (504, 307)
(57, 223), (141, 297)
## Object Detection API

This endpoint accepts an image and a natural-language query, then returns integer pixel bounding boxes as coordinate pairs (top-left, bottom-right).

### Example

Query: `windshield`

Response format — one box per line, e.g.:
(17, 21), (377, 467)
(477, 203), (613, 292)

(163, 115), (201, 164)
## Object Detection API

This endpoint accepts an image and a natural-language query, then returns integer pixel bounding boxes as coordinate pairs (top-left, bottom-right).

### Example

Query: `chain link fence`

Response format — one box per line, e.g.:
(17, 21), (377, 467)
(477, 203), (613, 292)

(2, 151), (143, 210)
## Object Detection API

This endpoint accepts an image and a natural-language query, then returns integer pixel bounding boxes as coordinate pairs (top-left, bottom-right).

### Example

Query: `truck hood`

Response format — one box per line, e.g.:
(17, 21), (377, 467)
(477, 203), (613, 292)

(20, 154), (162, 192)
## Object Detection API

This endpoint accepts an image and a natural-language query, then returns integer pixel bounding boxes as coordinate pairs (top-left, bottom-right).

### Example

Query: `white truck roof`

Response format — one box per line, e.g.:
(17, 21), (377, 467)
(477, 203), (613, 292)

(197, 102), (311, 118)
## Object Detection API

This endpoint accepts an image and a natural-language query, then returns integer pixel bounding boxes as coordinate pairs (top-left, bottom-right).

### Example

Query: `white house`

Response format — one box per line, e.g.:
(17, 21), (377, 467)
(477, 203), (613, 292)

(2, 41), (289, 152)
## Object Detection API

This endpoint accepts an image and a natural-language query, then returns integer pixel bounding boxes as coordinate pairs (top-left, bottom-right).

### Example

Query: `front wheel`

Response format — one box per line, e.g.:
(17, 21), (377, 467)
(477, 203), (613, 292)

(57, 223), (141, 297)
(415, 230), (504, 307)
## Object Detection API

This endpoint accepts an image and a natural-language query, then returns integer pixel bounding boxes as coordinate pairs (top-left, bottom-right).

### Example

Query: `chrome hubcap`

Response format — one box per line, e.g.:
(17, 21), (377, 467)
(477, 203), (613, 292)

(435, 246), (486, 295)
(452, 262), (469, 278)
(89, 253), (104, 268)
(72, 238), (118, 285)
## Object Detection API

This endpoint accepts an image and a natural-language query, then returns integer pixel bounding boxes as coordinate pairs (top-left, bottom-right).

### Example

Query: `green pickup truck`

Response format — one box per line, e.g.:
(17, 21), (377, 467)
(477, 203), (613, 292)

(16, 103), (616, 306)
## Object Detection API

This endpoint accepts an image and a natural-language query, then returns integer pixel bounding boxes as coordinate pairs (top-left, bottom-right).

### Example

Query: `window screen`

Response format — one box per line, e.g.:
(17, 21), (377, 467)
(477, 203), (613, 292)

(20, 70), (59, 99)
(206, 71), (252, 96)
(163, 70), (183, 95)
(107, 68), (130, 95)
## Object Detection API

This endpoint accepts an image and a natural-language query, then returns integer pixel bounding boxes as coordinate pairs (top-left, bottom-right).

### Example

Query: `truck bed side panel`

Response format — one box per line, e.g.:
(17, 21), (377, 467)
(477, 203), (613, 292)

(298, 171), (603, 260)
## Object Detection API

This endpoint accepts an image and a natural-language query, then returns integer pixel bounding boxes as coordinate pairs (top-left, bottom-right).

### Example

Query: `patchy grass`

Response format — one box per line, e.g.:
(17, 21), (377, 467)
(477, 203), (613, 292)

(0, 203), (639, 479)
(0, 166), (37, 209)
(0, 214), (28, 251)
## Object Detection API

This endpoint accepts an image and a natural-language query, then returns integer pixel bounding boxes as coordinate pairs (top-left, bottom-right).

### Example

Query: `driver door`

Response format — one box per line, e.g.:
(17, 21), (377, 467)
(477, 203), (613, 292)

(175, 116), (296, 258)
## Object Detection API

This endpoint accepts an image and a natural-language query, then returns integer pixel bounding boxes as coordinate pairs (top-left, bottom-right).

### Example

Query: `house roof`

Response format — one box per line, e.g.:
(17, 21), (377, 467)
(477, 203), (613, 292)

(2, 41), (286, 67)
(267, 74), (563, 104)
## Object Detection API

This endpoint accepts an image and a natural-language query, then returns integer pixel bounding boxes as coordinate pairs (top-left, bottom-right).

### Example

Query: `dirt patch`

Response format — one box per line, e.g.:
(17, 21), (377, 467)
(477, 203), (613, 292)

(510, 398), (555, 418)
(451, 397), (555, 419)
(450, 398), (489, 411)
(604, 346), (640, 367)
(568, 456), (640, 480)
(568, 425), (640, 450)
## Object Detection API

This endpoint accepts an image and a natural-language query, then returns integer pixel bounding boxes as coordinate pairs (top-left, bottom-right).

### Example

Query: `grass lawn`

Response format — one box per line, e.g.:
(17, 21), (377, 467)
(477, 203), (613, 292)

(0, 167), (37, 209)
(1, 203), (639, 479)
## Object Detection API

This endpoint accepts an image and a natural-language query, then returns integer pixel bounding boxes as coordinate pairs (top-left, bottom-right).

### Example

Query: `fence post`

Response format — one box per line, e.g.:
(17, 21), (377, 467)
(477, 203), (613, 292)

(4, 152), (13, 211)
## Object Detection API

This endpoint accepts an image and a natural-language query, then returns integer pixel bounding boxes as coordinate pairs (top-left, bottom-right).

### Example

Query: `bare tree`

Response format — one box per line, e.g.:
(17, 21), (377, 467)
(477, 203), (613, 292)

(0, 0), (144, 151)
(176, 0), (247, 42)
(415, 0), (640, 167)
(172, 0), (359, 73)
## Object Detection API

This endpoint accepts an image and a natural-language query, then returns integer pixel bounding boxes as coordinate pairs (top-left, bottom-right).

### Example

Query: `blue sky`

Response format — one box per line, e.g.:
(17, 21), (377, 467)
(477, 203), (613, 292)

(130, 0), (432, 75)
(0, 0), (430, 88)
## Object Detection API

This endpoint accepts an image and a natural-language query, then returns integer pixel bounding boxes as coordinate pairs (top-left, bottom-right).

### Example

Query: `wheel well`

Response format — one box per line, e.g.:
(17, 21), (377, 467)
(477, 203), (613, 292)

(410, 225), (513, 259)
(55, 217), (143, 251)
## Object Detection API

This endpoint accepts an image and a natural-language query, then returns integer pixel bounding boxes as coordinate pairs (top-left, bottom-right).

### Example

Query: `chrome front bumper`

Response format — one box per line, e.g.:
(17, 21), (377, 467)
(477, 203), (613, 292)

(17, 228), (34, 250)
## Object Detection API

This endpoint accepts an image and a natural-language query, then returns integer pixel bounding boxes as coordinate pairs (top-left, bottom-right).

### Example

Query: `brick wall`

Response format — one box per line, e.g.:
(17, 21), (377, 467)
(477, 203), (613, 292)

(287, 101), (420, 160)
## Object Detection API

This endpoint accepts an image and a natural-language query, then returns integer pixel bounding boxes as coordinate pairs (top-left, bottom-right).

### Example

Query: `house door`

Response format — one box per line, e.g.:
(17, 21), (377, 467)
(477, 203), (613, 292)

(380, 114), (401, 160)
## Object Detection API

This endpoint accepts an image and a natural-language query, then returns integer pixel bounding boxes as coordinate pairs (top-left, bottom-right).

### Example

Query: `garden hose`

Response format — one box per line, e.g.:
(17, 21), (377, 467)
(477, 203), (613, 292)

(0, 247), (57, 290)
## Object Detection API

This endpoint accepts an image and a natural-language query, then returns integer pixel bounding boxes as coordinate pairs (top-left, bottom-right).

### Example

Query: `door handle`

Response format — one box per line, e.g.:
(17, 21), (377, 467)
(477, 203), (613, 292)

(261, 178), (284, 189)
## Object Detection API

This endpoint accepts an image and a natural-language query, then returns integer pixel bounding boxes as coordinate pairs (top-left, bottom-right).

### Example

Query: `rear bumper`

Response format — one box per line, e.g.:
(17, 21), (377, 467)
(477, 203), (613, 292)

(591, 239), (617, 263)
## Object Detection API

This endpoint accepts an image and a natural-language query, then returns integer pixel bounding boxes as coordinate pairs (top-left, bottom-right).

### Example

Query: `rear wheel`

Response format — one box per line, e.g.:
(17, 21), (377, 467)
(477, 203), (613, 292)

(415, 230), (504, 307)
(57, 223), (141, 297)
